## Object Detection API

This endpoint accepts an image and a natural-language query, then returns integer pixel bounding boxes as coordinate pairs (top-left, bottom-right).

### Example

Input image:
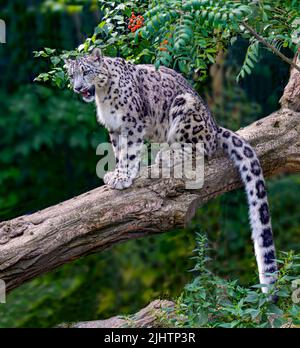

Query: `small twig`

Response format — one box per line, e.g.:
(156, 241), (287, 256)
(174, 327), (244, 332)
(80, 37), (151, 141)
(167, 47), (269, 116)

(241, 20), (300, 73)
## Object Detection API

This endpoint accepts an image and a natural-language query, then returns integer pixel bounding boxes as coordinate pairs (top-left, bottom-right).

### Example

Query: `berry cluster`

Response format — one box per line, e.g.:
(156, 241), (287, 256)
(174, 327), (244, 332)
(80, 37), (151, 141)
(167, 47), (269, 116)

(128, 12), (144, 33)
(159, 39), (169, 51)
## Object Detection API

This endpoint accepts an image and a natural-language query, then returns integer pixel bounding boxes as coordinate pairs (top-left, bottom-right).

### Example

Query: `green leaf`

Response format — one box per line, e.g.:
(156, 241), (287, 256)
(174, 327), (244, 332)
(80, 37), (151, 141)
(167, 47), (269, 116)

(50, 56), (61, 66)
(268, 304), (284, 316)
(245, 292), (259, 303)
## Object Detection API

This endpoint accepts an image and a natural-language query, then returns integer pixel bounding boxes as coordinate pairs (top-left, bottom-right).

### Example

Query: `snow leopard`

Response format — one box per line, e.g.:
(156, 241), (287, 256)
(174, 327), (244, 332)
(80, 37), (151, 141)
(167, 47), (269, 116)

(64, 48), (278, 294)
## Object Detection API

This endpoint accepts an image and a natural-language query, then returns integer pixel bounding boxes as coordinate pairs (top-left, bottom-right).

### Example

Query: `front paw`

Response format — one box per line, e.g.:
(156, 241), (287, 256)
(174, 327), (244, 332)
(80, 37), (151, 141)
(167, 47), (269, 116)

(105, 171), (134, 190)
(103, 171), (115, 185)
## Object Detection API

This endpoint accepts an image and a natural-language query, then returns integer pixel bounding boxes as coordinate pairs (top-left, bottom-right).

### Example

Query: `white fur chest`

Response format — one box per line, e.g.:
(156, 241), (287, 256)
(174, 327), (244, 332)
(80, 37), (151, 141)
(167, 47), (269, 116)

(95, 94), (122, 131)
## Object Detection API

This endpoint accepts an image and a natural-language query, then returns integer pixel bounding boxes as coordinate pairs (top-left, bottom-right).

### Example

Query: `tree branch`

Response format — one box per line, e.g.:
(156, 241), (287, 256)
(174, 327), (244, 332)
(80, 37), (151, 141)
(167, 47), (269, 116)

(241, 20), (300, 73)
(0, 106), (299, 292)
(59, 300), (176, 328)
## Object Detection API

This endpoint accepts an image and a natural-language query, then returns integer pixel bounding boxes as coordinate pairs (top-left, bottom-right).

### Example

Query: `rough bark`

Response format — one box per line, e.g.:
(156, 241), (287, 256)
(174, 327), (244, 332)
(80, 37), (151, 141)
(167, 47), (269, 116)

(0, 52), (300, 293)
(59, 300), (176, 328)
(280, 52), (300, 112)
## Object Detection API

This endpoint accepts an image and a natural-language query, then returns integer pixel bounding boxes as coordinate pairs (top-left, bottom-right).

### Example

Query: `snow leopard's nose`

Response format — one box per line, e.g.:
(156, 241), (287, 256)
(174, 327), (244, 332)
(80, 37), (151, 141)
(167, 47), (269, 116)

(74, 84), (83, 93)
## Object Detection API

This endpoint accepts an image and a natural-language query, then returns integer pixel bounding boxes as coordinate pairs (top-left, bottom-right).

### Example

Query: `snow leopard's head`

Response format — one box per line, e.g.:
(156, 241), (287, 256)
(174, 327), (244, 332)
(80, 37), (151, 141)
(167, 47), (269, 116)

(64, 48), (109, 103)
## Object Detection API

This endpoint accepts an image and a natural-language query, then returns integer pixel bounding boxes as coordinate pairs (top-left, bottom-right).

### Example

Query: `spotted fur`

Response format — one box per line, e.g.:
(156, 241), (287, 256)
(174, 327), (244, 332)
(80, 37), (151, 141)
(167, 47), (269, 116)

(65, 49), (277, 293)
(217, 127), (277, 292)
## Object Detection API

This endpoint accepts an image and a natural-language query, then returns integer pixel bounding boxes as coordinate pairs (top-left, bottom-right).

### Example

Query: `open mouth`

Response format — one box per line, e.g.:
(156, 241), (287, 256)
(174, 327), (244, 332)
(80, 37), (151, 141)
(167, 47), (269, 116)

(80, 86), (95, 99)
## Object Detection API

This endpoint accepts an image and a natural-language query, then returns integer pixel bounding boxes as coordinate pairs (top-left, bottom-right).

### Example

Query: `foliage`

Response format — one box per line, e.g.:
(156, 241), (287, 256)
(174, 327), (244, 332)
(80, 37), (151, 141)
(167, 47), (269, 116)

(170, 233), (300, 328)
(34, 0), (300, 89)
(138, 0), (299, 83)
(237, 38), (260, 81)
(34, 0), (152, 87)
(0, 85), (107, 220)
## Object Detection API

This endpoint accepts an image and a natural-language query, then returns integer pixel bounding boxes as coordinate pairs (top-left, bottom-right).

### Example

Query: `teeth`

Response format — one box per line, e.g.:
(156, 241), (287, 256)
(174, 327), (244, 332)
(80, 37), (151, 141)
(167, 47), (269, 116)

(81, 87), (94, 99)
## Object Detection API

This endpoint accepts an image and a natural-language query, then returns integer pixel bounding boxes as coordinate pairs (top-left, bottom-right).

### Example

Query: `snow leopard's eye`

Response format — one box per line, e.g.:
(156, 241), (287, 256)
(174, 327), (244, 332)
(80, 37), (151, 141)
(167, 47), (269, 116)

(83, 70), (91, 76)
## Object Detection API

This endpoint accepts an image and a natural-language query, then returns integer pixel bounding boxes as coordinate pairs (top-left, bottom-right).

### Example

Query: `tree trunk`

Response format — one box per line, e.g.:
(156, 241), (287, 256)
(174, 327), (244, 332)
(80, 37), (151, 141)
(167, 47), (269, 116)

(280, 52), (300, 112)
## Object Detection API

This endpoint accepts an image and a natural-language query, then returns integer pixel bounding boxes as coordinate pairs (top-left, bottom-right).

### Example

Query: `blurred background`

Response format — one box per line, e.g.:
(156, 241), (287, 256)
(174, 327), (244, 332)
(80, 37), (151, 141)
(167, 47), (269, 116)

(0, 0), (299, 327)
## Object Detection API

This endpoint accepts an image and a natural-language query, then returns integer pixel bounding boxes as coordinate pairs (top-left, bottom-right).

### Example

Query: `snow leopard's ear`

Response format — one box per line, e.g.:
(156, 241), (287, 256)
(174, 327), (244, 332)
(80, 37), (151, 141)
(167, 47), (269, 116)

(91, 48), (103, 63)
(63, 59), (72, 69)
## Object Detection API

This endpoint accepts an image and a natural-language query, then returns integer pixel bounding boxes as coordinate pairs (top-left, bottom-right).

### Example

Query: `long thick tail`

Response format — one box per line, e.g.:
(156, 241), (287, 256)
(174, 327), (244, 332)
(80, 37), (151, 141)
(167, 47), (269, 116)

(217, 126), (277, 293)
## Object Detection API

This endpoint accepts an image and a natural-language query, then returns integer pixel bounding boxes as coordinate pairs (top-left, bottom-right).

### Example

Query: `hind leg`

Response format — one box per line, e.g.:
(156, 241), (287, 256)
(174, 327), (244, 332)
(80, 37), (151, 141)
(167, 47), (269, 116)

(166, 93), (219, 157)
(155, 94), (217, 189)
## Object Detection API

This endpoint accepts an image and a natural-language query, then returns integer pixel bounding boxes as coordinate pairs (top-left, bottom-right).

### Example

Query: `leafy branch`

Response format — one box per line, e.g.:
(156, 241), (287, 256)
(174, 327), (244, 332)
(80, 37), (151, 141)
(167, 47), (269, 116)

(33, 0), (300, 87)
(241, 20), (300, 73)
